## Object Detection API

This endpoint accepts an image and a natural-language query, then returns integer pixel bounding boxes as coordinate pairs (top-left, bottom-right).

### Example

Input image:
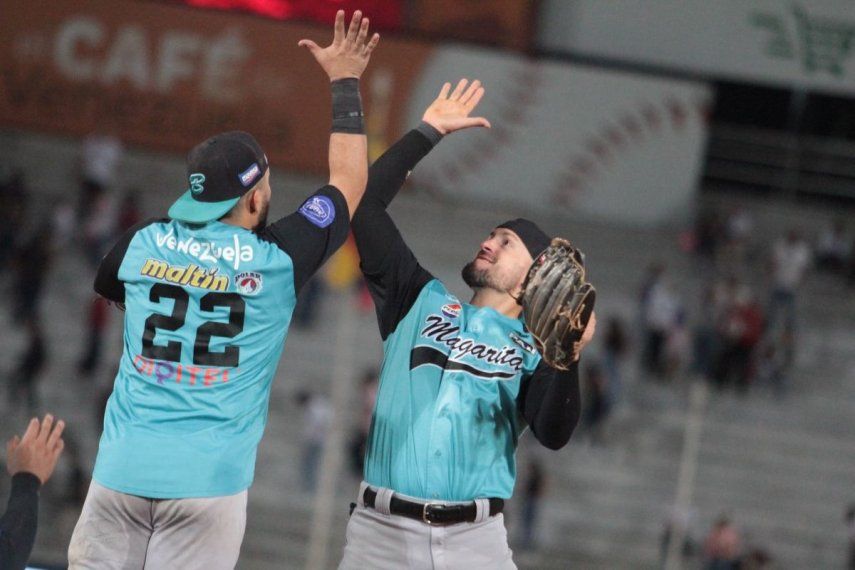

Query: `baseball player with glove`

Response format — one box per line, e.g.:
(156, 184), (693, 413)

(340, 79), (596, 569)
(68, 10), (378, 569)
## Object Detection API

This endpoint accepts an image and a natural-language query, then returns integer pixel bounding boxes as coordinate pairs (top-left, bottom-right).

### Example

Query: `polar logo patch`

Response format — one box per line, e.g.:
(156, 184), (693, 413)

(298, 195), (336, 228)
(238, 163), (261, 187)
(234, 271), (263, 296)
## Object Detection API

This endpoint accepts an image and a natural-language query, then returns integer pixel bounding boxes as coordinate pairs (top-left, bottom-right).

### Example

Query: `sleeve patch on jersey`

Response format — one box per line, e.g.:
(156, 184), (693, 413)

(298, 195), (336, 228)
(234, 271), (263, 296)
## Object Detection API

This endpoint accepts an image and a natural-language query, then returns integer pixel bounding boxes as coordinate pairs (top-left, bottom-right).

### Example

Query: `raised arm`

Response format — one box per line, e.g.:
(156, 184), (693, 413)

(353, 79), (489, 338)
(1, 416), (65, 570)
(299, 10), (380, 217)
(259, 11), (378, 293)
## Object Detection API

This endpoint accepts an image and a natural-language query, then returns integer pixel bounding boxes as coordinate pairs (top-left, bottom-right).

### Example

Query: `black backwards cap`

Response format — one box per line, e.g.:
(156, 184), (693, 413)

(168, 131), (269, 224)
(497, 218), (551, 260)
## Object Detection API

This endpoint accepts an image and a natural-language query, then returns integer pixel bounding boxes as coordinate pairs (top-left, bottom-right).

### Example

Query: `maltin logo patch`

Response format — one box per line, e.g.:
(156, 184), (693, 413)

(234, 271), (263, 296)
(441, 303), (462, 318)
(298, 195), (336, 228)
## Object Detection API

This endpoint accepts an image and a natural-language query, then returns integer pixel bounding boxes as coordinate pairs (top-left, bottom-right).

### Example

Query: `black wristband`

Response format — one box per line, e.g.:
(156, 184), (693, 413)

(416, 121), (444, 147)
(11, 472), (41, 494)
(331, 78), (364, 134)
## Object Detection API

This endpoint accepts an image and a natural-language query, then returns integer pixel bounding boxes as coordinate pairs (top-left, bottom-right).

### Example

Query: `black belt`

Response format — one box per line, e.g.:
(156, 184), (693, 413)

(362, 487), (504, 526)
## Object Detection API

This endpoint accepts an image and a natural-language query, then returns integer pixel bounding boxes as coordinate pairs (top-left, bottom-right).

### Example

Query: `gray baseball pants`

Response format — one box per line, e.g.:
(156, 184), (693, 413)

(68, 480), (247, 570)
(338, 482), (516, 570)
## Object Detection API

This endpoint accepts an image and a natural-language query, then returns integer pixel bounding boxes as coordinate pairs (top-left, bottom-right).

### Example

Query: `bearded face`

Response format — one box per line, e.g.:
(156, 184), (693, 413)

(462, 229), (532, 295)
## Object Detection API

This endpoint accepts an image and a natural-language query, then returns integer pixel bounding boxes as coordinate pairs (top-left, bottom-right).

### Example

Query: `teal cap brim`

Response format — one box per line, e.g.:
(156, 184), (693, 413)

(168, 189), (241, 223)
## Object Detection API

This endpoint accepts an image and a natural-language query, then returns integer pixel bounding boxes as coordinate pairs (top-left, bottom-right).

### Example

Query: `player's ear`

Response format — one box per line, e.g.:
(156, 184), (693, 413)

(247, 189), (260, 215)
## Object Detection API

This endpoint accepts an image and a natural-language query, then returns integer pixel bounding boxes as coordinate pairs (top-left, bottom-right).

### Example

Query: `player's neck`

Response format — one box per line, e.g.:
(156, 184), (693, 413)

(469, 289), (522, 319)
(218, 214), (254, 231)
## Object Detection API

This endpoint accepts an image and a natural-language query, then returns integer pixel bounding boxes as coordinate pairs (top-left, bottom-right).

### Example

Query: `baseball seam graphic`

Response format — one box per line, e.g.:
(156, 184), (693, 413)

(551, 94), (712, 206)
(411, 61), (545, 199)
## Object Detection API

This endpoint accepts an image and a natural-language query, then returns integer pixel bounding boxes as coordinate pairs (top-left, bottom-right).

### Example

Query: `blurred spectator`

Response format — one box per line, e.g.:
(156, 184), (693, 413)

(720, 206), (754, 269)
(518, 460), (545, 551)
(691, 280), (734, 382)
(815, 219), (850, 274)
(664, 309), (691, 382)
(292, 277), (326, 329)
(740, 547), (772, 570)
(693, 205), (723, 262)
(1, 415), (65, 570)
(77, 297), (111, 375)
(713, 285), (763, 394)
(10, 223), (54, 323)
(660, 505), (695, 566)
(767, 229), (811, 336)
(349, 369), (378, 477)
(703, 515), (742, 570)
(755, 326), (794, 397)
(61, 432), (88, 508)
(641, 266), (681, 379)
(0, 171), (28, 271)
(846, 504), (855, 570)
(51, 199), (76, 251)
(848, 238), (855, 288)
(7, 319), (47, 416)
(295, 390), (331, 493)
(602, 317), (629, 408)
(81, 185), (117, 267)
(117, 188), (142, 233)
(582, 362), (610, 443)
(77, 129), (124, 218)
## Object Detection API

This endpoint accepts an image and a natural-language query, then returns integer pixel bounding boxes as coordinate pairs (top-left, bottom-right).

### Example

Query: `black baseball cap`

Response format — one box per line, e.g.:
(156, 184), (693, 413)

(497, 218), (551, 259)
(168, 131), (269, 223)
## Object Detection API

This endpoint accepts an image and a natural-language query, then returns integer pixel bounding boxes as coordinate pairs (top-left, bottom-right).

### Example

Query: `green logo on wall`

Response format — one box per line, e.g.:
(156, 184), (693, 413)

(751, 5), (855, 77)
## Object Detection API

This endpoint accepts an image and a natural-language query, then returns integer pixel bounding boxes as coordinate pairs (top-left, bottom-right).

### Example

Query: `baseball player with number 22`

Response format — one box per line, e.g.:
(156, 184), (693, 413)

(340, 78), (596, 569)
(68, 10), (379, 569)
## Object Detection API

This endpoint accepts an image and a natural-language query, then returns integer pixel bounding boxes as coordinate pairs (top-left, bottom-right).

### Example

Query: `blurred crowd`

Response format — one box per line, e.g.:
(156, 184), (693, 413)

(2, 131), (854, 568)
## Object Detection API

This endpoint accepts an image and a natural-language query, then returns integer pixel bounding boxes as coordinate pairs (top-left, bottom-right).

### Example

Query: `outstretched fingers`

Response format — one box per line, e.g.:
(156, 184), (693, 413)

(19, 417), (39, 444)
(363, 33), (380, 56)
(6, 435), (20, 457)
(37, 414), (54, 444)
(355, 17), (370, 49)
(346, 10), (362, 45)
(450, 78), (469, 100)
(438, 82), (452, 100)
(47, 419), (65, 452)
(332, 9), (346, 46)
(460, 80), (481, 105)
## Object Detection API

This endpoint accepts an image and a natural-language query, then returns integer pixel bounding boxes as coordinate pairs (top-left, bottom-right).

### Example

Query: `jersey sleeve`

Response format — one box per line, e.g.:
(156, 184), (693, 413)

(259, 185), (350, 294)
(516, 360), (581, 450)
(352, 128), (439, 340)
(0, 472), (41, 570)
(94, 218), (165, 303)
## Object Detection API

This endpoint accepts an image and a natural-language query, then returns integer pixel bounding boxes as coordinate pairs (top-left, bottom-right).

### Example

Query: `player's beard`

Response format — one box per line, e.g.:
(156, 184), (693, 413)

(462, 260), (511, 293)
(252, 200), (270, 232)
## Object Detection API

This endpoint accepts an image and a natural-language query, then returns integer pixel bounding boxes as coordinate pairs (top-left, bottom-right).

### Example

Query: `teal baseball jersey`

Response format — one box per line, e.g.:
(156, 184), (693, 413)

(92, 187), (348, 498)
(365, 279), (542, 501)
(353, 128), (582, 503)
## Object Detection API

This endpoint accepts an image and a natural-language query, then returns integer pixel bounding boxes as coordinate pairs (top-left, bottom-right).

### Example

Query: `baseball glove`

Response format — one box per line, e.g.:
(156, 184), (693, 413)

(520, 238), (596, 370)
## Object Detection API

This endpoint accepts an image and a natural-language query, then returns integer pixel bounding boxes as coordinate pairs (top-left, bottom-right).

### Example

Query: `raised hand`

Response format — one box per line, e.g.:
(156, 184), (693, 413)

(299, 10), (380, 81)
(6, 414), (66, 484)
(422, 79), (491, 135)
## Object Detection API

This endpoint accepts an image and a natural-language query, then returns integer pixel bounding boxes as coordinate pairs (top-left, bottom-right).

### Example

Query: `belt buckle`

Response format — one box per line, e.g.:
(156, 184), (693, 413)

(422, 503), (441, 525)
